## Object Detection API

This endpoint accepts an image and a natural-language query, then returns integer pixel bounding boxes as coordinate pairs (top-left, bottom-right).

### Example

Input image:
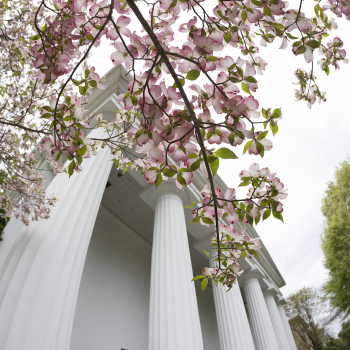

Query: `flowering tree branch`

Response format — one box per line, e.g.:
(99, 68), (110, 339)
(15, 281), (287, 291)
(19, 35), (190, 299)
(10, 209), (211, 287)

(1, 0), (350, 290)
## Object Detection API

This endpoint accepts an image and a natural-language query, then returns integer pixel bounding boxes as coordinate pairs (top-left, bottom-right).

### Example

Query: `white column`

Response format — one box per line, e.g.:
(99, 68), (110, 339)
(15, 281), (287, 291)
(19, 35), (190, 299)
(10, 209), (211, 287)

(148, 186), (204, 350)
(241, 276), (279, 350)
(209, 251), (255, 350)
(0, 128), (112, 350)
(264, 293), (290, 350)
(277, 303), (298, 350)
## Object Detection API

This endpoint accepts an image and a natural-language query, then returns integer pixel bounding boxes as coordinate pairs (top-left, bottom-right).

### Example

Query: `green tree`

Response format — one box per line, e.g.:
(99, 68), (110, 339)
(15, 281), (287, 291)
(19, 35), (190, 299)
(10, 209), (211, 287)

(321, 158), (350, 318)
(323, 319), (350, 350)
(286, 287), (330, 350)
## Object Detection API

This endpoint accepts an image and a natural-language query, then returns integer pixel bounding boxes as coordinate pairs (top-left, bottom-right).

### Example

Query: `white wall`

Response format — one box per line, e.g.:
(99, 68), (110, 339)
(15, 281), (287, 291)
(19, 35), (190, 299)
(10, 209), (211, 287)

(70, 209), (220, 350)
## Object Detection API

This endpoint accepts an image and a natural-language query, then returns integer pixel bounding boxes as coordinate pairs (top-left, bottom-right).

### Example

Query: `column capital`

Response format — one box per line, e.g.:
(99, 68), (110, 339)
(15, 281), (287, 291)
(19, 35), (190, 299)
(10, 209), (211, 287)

(139, 181), (190, 209)
(238, 266), (265, 287)
(262, 284), (280, 299)
(276, 296), (288, 306)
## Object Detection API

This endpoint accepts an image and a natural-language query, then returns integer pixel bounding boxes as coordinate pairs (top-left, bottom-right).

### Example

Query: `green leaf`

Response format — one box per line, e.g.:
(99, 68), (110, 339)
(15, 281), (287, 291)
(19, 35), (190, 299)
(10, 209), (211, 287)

(201, 217), (214, 224)
(224, 33), (231, 43)
(241, 82), (251, 95)
(177, 174), (187, 187)
(241, 9), (247, 22)
(169, 0), (177, 8)
(263, 209), (271, 220)
(246, 213), (253, 225)
(306, 40), (320, 49)
(79, 86), (87, 96)
(239, 181), (250, 187)
(324, 65), (330, 76)
(257, 131), (268, 140)
(135, 129), (144, 139)
(275, 28), (284, 37)
(89, 80), (97, 87)
(241, 250), (246, 260)
(251, 0), (264, 5)
(270, 121), (279, 136)
(189, 159), (201, 172)
(247, 249), (259, 259)
(207, 156), (218, 163)
(86, 34), (94, 41)
(173, 78), (185, 88)
(191, 217), (200, 224)
(162, 168), (177, 177)
(255, 212), (261, 225)
(155, 173), (162, 189)
(210, 158), (219, 176)
(245, 76), (257, 83)
(292, 40), (302, 47)
(208, 56), (218, 61)
(186, 70), (200, 81)
(207, 130), (214, 140)
(12, 71), (21, 77)
(68, 161), (75, 177)
(262, 108), (268, 119)
(202, 250), (209, 257)
(230, 77), (241, 83)
(131, 95), (138, 105)
(271, 23), (284, 30)
(201, 278), (208, 291)
(243, 140), (253, 154)
(77, 145), (87, 156)
(30, 34), (40, 41)
(263, 6), (272, 16)
(215, 147), (238, 159)
(314, 3), (321, 17)
(228, 133), (235, 146)
(296, 45), (306, 55)
(286, 32), (299, 40)
(256, 142), (264, 157)
(192, 275), (205, 281)
(273, 210), (284, 222)
(271, 108), (281, 119)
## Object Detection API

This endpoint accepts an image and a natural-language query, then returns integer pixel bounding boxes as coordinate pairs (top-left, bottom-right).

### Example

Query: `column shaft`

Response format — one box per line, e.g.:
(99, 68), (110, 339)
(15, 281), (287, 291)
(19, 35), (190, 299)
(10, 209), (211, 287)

(209, 251), (255, 350)
(0, 129), (112, 350)
(242, 277), (279, 350)
(264, 294), (290, 350)
(149, 192), (203, 350)
(277, 304), (298, 350)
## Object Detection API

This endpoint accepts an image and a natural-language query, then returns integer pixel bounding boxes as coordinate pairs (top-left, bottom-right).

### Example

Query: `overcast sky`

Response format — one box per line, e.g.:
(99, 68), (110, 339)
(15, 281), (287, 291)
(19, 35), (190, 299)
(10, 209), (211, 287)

(88, 0), (350, 331)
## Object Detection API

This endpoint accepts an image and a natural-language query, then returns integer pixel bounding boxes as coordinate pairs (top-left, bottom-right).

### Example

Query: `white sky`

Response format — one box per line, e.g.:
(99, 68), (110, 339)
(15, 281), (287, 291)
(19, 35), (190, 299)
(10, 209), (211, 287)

(88, 0), (350, 331)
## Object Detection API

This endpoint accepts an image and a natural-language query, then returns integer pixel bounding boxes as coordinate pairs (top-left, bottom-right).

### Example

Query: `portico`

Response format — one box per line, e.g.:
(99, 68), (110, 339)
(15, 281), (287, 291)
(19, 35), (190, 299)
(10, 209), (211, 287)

(0, 65), (297, 350)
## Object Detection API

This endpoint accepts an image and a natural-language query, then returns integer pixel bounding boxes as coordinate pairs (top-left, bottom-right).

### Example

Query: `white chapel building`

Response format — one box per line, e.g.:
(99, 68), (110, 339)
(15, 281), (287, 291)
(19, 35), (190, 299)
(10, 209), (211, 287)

(0, 66), (298, 350)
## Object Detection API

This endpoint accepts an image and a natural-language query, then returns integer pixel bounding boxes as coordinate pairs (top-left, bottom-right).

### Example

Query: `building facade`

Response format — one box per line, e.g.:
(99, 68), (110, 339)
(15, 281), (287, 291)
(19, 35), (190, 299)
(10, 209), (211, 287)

(0, 66), (298, 350)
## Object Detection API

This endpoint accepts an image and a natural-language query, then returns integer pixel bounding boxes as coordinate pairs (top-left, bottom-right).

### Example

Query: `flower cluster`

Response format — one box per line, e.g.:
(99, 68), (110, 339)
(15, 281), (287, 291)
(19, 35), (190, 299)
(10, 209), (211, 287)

(2, 0), (350, 287)
(200, 224), (262, 290)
